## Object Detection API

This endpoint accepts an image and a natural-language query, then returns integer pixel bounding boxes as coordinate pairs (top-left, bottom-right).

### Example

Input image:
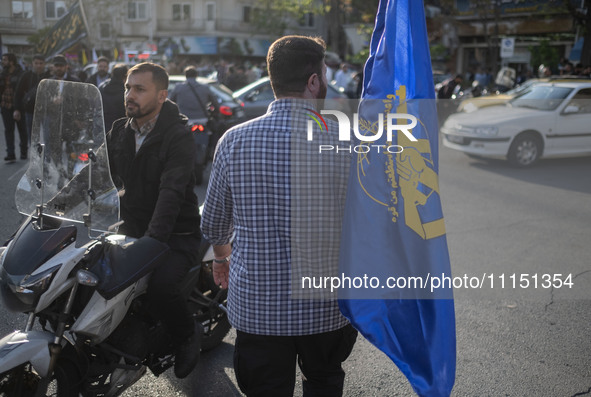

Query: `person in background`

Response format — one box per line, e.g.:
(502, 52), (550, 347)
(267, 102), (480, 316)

(245, 62), (262, 83)
(437, 74), (463, 100)
(201, 35), (358, 397)
(474, 67), (490, 88)
(99, 63), (128, 132)
(334, 63), (353, 90)
(169, 65), (216, 124)
(50, 54), (81, 82)
(13, 54), (51, 144)
(0, 53), (27, 162)
(225, 65), (248, 91)
(437, 74), (463, 126)
(86, 56), (111, 87)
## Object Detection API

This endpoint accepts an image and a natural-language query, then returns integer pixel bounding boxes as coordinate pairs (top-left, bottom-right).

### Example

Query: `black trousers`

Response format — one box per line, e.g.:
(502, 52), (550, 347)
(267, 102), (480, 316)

(1, 107), (27, 157)
(147, 233), (200, 343)
(234, 324), (358, 397)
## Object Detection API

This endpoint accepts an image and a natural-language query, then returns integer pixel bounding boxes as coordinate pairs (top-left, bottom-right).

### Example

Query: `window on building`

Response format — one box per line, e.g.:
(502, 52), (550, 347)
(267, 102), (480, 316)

(12, 1), (33, 19)
(243, 6), (251, 23)
(99, 23), (111, 39)
(206, 2), (215, 21)
(299, 12), (314, 27)
(45, 0), (66, 19)
(128, 1), (148, 21)
(173, 4), (191, 21)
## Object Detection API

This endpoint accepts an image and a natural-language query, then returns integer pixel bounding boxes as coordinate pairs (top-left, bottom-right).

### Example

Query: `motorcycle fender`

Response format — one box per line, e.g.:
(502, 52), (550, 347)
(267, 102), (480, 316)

(0, 330), (56, 377)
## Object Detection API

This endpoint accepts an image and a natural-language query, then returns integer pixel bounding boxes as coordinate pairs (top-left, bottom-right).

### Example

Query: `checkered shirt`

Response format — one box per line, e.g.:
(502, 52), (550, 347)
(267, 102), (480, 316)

(201, 98), (351, 336)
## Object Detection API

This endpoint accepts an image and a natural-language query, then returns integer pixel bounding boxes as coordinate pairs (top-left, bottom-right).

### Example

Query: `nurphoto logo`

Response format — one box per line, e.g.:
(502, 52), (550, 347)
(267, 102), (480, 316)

(305, 109), (418, 153)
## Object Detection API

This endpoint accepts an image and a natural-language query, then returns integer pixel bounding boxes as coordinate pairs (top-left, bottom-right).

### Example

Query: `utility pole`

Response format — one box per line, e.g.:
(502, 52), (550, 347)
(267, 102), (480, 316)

(491, 0), (500, 76)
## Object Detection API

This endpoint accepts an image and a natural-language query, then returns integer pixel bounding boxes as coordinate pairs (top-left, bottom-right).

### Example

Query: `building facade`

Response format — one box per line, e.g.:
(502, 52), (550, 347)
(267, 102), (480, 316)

(0, 0), (326, 64)
(428, 0), (581, 79)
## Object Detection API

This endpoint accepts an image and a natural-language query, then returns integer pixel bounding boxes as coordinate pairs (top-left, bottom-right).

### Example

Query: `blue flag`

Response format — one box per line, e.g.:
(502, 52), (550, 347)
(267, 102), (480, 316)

(338, 0), (456, 396)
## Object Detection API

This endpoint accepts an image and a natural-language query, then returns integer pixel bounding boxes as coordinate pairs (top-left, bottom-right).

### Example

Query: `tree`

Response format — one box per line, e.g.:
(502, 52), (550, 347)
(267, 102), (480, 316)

(252, 0), (324, 37)
(251, 0), (379, 60)
(529, 39), (559, 73)
(27, 27), (53, 49)
(563, 0), (590, 65)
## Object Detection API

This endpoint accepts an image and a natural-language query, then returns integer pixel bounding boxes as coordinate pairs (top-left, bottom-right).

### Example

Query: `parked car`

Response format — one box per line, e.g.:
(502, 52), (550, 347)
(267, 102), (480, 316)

(168, 75), (246, 184)
(168, 75), (246, 132)
(441, 82), (591, 167)
(457, 76), (591, 113)
(232, 76), (351, 120)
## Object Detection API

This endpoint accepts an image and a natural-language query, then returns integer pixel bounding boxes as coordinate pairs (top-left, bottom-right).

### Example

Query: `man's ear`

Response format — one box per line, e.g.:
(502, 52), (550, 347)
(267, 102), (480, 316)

(158, 89), (168, 104)
(307, 73), (319, 96)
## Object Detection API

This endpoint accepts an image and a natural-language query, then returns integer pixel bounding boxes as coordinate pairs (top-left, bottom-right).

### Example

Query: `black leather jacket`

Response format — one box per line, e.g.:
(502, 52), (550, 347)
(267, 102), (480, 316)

(107, 100), (200, 242)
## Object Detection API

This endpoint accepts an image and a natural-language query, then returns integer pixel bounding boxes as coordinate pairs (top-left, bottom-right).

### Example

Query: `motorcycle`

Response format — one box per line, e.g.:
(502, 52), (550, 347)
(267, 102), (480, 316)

(0, 80), (230, 396)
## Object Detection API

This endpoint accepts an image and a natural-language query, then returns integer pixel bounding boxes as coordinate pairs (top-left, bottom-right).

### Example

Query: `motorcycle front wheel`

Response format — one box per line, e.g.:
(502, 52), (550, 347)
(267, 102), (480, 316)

(0, 360), (81, 397)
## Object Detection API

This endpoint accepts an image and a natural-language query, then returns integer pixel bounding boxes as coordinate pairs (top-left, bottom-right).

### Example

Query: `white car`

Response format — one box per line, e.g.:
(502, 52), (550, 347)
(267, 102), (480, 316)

(441, 82), (591, 167)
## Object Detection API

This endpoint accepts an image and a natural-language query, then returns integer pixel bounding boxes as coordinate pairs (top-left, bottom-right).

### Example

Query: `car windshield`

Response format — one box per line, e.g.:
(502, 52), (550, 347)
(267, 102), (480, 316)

(508, 85), (573, 111)
(504, 79), (539, 96)
(233, 78), (269, 99)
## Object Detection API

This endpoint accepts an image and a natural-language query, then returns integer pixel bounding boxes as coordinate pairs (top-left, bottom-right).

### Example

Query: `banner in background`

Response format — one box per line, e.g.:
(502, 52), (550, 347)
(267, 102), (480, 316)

(34, 1), (87, 58)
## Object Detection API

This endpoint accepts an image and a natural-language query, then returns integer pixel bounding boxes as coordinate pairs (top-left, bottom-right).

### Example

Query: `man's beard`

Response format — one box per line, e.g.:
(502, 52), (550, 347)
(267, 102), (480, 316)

(315, 79), (327, 109)
(318, 79), (327, 100)
(125, 99), (157, 119)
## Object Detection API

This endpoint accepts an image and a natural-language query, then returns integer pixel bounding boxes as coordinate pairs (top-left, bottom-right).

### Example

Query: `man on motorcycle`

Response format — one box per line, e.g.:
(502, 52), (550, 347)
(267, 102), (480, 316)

(106, 62), (202, 379)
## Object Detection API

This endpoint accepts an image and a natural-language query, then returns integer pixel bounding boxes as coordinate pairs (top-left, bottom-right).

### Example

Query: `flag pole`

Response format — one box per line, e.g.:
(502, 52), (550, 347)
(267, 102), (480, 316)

(78, 0), (92, 50)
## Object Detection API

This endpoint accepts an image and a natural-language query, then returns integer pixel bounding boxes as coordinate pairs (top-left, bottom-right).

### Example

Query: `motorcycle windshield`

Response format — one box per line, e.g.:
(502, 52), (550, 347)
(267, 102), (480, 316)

(15, 80), (120, 232)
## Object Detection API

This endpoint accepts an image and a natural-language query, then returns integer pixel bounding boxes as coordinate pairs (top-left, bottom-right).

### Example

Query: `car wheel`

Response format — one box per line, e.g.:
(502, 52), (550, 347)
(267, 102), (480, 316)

(508, 134), (542, 167)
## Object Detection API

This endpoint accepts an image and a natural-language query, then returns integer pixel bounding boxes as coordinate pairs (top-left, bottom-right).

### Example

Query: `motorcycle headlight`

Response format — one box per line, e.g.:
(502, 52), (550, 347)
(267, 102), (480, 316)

(475, 126), (498, 136)
(17, 265), (60, 295)
(1, 265), (60, 313)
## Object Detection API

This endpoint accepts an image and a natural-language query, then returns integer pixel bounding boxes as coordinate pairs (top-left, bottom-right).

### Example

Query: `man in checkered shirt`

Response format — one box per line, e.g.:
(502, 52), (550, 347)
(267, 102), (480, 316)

(201, 35), (358, 396)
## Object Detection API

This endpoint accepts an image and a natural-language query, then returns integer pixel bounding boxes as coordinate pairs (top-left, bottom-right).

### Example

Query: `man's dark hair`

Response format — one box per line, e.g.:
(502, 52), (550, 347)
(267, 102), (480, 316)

(184, 66), (198, 79)
(127, 62), (168, 91)
(97, 56), (110, 65)
(33, 54), (45, 62)
(267, 35), (326, 97)
(2, 53), (17, 66)
(111, 63), (129, 81)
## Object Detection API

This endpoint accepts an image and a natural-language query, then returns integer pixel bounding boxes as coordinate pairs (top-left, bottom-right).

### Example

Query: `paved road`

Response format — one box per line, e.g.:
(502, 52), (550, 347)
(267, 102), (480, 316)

(0, 124), (589, 396)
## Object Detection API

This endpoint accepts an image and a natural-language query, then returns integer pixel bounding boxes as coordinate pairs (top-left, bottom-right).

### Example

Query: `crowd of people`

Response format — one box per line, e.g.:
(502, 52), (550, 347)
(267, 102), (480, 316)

(0, 39), (362, 394)
(0, 53), (85, 162)
(444, 58), (591, 98)
(0, 51), (369, 166)
(167, 57), (364, 97)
